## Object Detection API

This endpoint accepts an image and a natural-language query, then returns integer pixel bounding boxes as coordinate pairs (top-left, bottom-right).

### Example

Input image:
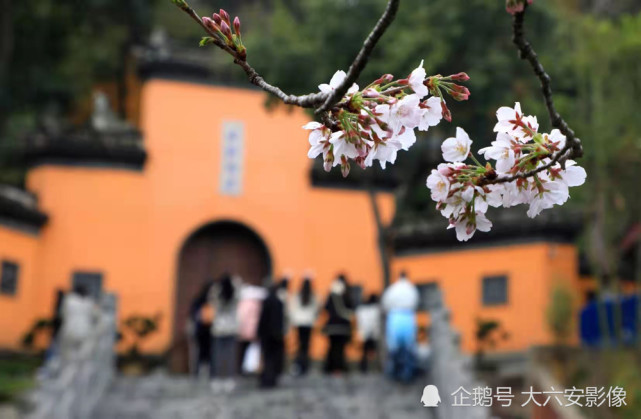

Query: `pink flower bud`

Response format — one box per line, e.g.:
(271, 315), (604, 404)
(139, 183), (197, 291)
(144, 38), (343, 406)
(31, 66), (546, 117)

(449, 85), (470, 101)
(362, 88), (380, 98)
(340, 158), (350, 178)
(373, 74), (394, 85)
(202, 16), (217, 31)
(220, 9), (231, 25)
(449, 72), (470, 82)
(441, 101), (452, 122)
(220, 21), (233, 39)
(233, 16), (241, 35)
(212, 13), (222, 25)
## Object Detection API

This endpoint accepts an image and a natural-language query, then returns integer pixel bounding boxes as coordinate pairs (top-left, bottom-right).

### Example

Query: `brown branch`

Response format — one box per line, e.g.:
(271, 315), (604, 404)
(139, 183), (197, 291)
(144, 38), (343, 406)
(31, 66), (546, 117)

(477, 4), (585, 187)
(315, 0), (401, 114)
(175, 0), (326, 108)
(480, 146), (572, 186)
(511, 4), (583, 160)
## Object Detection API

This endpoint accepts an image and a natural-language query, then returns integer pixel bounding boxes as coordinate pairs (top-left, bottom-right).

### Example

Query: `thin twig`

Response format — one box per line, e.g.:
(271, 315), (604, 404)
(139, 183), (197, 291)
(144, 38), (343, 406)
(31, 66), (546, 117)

(511, 4), (583, 159)
(478, 4), (584, 186)
(481, 147), (572, 185)
(176, 1), (326, 108)
(316, 0), (401, 115)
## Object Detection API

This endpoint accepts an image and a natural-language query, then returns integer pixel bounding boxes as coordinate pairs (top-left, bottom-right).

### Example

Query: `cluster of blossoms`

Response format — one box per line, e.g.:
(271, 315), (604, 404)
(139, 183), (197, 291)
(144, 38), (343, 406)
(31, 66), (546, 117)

(201, 9), (246, 59)
(426, 103), (586, 241)
(304, 62), (470, 177)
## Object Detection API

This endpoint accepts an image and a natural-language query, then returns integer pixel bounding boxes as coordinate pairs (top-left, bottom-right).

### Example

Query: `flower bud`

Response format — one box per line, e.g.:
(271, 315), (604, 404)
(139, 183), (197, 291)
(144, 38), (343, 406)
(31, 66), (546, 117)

(340, 158), (350, 178)
(324, 151), (334, 172)
(441, 101), (452, 122)
(373, 74), (394, 85)
(362, 88), (380, 98)
(202, 16), (218, 32)
(449, 72), (470, 82)
(449, 85), (470, 101)
(220, 21), (233, 39)
(212, 13), (222, 25)
(233, 16), (241, 36)
(220, 9), (231, 25)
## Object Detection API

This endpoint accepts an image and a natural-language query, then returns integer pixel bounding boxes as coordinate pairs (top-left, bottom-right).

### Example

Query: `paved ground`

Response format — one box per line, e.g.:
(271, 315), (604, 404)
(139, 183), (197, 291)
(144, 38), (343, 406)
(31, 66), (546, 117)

(93, 372), (434, 419)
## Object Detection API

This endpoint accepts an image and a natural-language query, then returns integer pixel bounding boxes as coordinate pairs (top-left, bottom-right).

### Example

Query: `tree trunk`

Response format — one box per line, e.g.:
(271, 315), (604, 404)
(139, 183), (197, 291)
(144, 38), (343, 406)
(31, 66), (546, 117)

(367, 186), (391, 289)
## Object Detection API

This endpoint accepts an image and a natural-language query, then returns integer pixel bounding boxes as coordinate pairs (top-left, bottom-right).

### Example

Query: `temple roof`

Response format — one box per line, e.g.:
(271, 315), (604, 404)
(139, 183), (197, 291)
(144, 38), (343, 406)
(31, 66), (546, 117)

(392, 207), (584, 254)
(0, 185), (48, 232)
(19, 92), (147, 170)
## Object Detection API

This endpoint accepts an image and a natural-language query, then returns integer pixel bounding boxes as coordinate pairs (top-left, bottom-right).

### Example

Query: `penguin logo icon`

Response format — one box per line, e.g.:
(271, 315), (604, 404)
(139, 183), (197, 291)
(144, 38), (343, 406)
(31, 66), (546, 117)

(421, 385), (441, 407)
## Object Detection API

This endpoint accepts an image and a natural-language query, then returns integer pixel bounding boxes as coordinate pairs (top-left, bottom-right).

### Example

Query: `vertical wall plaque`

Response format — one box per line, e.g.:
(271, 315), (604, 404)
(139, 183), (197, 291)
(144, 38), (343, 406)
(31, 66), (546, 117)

(219, 121), (245, 196)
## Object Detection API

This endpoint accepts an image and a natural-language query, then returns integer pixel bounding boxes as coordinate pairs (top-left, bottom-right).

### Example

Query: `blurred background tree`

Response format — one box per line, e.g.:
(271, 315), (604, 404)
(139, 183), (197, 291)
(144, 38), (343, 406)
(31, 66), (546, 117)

(0, 0), (156, 184)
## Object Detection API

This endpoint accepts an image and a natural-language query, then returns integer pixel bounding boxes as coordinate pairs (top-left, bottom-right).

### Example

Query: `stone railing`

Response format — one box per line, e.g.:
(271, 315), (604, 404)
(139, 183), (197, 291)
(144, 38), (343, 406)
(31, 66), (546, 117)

(426, 289), (490, 419)
(25, 294), (117, 419)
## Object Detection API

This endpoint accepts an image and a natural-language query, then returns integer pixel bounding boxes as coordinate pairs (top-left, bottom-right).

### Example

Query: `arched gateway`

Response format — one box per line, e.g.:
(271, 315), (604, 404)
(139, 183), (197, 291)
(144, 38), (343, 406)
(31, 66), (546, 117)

(170, 221), (271, 372)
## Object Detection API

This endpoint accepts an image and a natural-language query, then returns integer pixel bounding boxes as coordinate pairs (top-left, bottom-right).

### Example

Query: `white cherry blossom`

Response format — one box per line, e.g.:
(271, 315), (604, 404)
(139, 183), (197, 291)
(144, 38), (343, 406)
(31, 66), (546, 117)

(449, 212), (492, 242)
(559, 160), (587, 187)
(365, 138), (402, 169)
(544, 129), (566, 150)
(494, 102), (539, 140)
(318, 70), (359, 95)
(377, 94), (422, 134)
(408, 60), (428, 98)
(426, 169), (450, 202)
(441, 127), (472, 162)
(418, 96), (443, 131)
(526, 179), (569, 218)
(478, 132), (516, 173)
(329, 131), (359, 165)
(303, 122), (330, 159)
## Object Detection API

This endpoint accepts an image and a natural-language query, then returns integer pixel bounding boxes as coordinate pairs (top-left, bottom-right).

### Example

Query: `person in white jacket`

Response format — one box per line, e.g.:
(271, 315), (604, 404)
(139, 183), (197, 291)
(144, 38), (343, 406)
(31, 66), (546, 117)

(381, 271), (419, 381)
(288, 277), (318, 375)
(59, 285), (96, 363)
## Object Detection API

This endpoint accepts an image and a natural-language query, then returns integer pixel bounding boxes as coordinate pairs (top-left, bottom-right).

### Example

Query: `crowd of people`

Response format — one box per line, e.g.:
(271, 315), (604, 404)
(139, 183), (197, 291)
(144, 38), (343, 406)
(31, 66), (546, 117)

(187, 270), (430, 391)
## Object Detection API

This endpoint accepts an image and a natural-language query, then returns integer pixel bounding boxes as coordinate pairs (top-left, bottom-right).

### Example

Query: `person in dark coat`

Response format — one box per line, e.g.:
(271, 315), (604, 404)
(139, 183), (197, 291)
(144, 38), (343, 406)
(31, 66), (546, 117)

(257, 283), (285, 388)
(189, 280), (214, 377)
(323, 275), (353, 374)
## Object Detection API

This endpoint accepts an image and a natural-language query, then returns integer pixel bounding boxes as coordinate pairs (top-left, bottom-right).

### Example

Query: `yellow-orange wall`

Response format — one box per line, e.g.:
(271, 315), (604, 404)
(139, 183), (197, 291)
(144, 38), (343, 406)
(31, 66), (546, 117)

(1, 79), (395, 353)
(0, 226), (40, 349)
(393, 242), (581, 353)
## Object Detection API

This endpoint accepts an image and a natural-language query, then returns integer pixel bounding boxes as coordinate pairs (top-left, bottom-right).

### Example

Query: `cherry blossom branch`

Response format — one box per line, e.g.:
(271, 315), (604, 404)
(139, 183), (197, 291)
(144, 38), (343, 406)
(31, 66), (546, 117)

(477, 3), (584, 186)
(480, 147), (570, 185)
(512, 5), (582, 155)
(172, 0), (326, 108)
(315, 0), (401, 115)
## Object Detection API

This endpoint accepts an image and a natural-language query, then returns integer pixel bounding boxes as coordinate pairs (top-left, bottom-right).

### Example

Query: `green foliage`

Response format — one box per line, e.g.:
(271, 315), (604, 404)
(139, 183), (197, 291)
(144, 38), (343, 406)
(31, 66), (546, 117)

(0, 356), (40, 402)
(0, 0), (157, 185)
(548, 11), (641, 278)
(546, 282), (574, 343)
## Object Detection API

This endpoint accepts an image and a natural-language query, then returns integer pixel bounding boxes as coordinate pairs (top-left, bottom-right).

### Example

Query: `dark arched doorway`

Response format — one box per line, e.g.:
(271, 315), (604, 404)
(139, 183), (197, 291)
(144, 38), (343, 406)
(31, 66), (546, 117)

(170, 220), (271, 373)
